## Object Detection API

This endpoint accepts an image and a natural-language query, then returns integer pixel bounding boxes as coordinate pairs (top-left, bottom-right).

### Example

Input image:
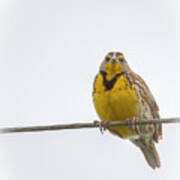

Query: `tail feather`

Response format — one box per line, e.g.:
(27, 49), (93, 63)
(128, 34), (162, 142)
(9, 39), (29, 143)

(131, 138), (161, 169)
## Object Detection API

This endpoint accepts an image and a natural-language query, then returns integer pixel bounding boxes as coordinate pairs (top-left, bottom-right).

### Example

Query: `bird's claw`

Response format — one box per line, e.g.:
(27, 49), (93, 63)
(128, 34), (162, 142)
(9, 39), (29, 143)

(127, 117), (140, 134)
(94, 120), (110, 134)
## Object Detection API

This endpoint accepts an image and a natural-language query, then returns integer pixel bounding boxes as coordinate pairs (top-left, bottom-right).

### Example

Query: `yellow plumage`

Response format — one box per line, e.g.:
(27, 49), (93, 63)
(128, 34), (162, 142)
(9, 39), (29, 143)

(93, 73), (138, 138)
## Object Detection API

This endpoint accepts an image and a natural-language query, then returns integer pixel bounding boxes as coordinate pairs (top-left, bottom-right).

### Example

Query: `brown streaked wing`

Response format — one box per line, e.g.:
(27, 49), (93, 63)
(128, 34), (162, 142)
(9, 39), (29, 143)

(126, 71), (162, 142)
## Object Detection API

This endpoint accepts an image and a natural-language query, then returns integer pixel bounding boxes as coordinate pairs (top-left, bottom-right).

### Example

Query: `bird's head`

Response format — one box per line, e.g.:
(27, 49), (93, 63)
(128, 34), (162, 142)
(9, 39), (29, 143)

(100, 52), (131, 80)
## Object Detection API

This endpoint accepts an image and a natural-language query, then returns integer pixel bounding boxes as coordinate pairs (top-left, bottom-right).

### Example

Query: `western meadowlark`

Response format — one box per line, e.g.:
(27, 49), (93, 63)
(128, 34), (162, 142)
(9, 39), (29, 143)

(93, 52), (162, 169)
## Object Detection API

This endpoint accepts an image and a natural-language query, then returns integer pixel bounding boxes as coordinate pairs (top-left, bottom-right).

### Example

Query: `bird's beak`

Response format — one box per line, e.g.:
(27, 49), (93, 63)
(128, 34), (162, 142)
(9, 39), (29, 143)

(111, 58), (118, 63)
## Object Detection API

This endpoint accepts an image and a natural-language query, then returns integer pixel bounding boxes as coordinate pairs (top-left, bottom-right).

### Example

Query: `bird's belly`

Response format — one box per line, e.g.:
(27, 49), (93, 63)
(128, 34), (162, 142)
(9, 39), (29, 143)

(94, 88), (138, 138)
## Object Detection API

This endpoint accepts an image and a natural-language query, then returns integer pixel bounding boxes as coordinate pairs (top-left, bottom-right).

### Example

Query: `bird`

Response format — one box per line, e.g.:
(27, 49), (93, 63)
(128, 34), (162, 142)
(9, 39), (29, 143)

(93, 52), (162, 169)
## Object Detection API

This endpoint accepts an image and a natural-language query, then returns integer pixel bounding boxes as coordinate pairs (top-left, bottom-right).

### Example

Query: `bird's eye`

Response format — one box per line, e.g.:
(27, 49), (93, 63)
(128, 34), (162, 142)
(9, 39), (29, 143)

(105, 55), (111, 62)
(117, 56), (124, 62)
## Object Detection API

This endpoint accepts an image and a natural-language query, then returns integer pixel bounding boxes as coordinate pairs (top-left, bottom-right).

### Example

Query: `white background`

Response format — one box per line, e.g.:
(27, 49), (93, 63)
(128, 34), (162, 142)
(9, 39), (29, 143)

(0, 0), (180, 179)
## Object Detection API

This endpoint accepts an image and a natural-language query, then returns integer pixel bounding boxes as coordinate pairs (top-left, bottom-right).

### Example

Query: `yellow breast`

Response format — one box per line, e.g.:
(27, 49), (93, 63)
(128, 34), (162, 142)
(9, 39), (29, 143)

(93, 73), (138, 138)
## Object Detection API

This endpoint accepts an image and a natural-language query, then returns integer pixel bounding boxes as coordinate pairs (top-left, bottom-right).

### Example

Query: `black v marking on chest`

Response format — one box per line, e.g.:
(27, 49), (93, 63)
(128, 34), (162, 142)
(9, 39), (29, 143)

(100, 71), (125, 91)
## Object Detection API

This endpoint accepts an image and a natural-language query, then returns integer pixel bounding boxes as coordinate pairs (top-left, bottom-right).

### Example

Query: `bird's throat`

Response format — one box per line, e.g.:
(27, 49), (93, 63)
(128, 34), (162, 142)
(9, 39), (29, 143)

(100, 71), (125, 90)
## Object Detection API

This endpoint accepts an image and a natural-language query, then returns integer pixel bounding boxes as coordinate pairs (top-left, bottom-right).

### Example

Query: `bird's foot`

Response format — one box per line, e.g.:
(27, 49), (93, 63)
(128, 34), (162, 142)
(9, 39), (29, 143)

(127, 117), (140, 134)
(93, 120), (110, 134)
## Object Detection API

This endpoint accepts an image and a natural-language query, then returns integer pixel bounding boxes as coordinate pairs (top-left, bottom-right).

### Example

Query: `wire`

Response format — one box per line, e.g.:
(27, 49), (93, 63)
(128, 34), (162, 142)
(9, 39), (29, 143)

(0, 117), (179, 134)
